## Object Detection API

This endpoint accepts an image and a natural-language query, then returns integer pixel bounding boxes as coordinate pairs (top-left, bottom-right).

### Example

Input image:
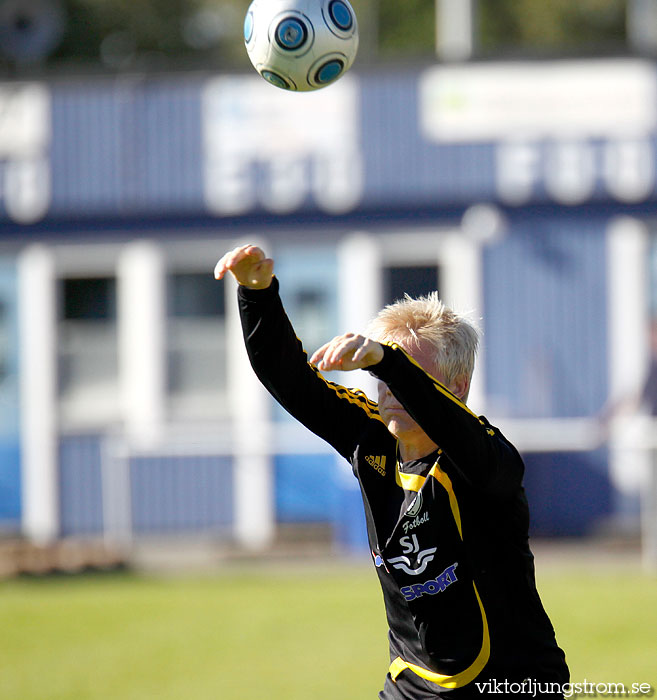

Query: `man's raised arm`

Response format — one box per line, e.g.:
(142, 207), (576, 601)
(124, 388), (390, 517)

(310, 333), (523, 492)
(215, 244), (382, 461)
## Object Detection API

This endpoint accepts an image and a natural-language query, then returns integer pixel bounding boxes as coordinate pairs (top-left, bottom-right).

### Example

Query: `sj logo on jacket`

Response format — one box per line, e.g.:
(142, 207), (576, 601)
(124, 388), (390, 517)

(387, 533), (437, 576)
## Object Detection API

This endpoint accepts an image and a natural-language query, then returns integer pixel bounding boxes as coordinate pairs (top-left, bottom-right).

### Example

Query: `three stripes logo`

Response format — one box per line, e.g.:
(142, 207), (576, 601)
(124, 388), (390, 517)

(364, 454), (386, 476)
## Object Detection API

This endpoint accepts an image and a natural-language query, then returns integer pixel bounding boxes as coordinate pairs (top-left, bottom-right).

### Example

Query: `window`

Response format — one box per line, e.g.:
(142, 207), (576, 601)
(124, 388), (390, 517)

(62, 277), (116, 319)
(168, 272), (224, 318)
(289, 287), (330, 354)
(58, 276), (120, 425)
(383, 264), (440, 306)
(166, 271), (227, 420)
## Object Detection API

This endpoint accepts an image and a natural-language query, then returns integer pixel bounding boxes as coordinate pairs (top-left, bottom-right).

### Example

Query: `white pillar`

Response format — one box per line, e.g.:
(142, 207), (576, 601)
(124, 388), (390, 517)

(225, 269), (274, 550)
(441, 233), (486, 413)
(606, 217), (651, 533)
(436, 0), (476, 61)
(607, 218), (649, 402)
(338, 232), (382, 400)
(117, 241), (166, 444)
(98, 435), (132, 546)
(18, 245), (58, 543)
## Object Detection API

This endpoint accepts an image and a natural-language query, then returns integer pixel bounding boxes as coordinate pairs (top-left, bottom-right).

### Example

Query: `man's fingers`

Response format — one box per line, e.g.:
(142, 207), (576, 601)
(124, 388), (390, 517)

(214, 244), (266, 280)
(246, 258), (274, 287)
(322, 335), (352, 368)
(312, 334), (383, 371)
(329, 336), (359, 367)
(257, 258), (274, 276)
(242, 245), (265, 263)
(312, 334), (365, 371)
(311, 336), (352, 367)
(309, 341), (331, 366)
(352, 343), (369, 363)
(214, 247), (247, 279)
(213, 255), (229, 279)
(229, 245), (262, 271)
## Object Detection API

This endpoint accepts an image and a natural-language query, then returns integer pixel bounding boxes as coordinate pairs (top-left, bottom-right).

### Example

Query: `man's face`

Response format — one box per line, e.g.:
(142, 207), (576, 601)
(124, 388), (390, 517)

(377, 339), (450, 443)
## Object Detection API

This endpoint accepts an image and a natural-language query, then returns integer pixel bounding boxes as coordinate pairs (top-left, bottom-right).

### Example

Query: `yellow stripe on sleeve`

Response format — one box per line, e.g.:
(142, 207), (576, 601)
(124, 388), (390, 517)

(385, 342), (493, 432)
(309, 364), (386, 424)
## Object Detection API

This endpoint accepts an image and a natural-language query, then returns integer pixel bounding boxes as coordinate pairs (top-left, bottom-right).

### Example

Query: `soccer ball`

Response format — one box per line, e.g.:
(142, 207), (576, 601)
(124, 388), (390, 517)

(244, 0), (359, 92)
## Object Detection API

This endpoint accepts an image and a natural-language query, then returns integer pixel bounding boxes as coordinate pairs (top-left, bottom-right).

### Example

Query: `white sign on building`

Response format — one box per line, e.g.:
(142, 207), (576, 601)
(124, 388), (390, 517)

(420, 59), (657, 206)
(202, 75), (363, 216)
(0, 83), (51, 224)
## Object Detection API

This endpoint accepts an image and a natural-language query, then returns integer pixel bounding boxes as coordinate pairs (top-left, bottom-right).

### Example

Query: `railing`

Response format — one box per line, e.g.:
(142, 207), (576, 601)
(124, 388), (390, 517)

(56, 417), (657, 571)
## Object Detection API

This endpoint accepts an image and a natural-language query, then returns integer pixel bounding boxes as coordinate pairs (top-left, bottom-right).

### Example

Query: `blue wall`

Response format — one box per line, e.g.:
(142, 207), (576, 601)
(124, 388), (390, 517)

(484, 214), (608, 419)
(5, 65), (637, 540)
(523, 449), (611, 537)
(4, 64), (657, 231)
(130, 454), (233, 534)
(59, 435), (234, 537)
(0, 259), (20, 530)
(49, 79), (205, 219)
(274, 454), (338, 523)
(59, 435), (104, 536)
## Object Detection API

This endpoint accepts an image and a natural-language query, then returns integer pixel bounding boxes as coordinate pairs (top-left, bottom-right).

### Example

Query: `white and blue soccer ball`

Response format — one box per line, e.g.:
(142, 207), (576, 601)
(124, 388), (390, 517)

(244, 0), (359, 92)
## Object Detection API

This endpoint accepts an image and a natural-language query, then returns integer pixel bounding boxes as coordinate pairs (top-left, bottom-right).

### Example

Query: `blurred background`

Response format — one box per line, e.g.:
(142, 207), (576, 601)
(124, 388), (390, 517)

(0, 1), (656, 698)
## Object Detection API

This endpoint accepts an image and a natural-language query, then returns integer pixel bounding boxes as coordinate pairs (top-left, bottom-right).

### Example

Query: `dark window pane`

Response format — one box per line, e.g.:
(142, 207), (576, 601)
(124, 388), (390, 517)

(168, 273), (225, 318)
(383, 265), (439, 305)
(61, 278), (116, 320)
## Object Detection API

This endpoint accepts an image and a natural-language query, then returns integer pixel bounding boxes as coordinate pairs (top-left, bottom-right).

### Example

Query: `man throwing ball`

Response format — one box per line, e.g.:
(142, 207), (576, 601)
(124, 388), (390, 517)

(215, 244), (569, 699)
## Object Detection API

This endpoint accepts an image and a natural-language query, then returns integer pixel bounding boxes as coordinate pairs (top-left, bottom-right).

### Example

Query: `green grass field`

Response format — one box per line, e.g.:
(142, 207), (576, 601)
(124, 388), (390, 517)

(1, 556), (656, 700)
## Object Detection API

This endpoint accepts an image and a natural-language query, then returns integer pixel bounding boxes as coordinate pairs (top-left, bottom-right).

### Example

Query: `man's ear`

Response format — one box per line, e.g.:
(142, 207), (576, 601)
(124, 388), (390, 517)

(449, 374), (471, 402)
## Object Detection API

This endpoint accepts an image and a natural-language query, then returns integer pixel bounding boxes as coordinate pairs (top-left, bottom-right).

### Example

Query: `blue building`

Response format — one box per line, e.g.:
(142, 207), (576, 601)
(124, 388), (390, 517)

(1, 58), (656, 551)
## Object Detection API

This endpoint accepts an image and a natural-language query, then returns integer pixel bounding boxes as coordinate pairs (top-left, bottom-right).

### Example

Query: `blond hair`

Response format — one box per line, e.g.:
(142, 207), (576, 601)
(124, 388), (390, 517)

(366, 293), (479, 386)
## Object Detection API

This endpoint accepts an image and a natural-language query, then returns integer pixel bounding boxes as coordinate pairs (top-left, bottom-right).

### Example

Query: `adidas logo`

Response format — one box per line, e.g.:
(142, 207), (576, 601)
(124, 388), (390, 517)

(364, 454), (386, 476)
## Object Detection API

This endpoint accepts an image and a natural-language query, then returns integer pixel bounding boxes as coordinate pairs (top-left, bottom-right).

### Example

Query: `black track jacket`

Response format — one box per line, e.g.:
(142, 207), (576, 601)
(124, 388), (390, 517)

(238, 278), (569, 698)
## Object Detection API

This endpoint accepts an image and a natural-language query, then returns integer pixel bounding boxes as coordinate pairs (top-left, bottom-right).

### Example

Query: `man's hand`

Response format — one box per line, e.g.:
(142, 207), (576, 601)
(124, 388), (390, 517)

(310, 333), (384, 372)
(214, 245), (274, 289)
